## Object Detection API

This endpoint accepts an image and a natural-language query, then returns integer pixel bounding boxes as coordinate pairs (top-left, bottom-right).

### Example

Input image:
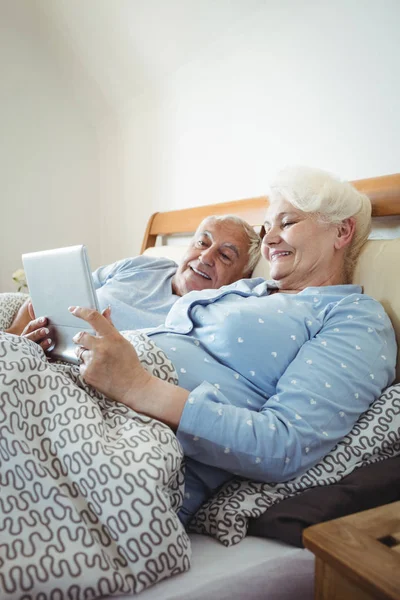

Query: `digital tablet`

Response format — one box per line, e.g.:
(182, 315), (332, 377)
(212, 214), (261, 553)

(22, 245), (99, 364)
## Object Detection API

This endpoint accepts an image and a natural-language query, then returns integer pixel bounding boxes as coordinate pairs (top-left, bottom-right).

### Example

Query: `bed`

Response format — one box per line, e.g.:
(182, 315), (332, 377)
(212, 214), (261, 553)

(1, 173), (399, 600)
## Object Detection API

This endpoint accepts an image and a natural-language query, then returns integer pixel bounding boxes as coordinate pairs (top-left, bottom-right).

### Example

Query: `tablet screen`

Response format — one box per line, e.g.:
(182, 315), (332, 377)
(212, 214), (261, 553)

(22, 245), (99, 364)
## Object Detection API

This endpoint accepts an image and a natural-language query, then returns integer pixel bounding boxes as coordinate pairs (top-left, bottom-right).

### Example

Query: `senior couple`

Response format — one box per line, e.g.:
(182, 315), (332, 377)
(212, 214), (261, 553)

(4, 166), (397, 524)
(8, 213), (261, 339)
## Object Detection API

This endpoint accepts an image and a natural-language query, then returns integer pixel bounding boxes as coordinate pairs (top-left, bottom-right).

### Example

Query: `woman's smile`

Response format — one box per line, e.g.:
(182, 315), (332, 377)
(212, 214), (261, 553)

(269, 250), (293, 262)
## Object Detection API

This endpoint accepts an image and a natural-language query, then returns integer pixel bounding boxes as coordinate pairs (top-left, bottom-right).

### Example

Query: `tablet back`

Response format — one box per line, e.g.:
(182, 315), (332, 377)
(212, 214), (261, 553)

(22, 245), (99, 364)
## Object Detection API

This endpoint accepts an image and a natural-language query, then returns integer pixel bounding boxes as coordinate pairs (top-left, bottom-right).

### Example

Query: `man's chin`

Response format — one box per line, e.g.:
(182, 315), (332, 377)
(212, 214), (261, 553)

(186, 274), (214, 292)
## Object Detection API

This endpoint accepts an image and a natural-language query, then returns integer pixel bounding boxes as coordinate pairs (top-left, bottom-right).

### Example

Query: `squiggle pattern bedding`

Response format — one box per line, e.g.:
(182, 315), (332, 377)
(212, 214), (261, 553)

(0, 332), (191, 600)
(0, 293), (28, 331)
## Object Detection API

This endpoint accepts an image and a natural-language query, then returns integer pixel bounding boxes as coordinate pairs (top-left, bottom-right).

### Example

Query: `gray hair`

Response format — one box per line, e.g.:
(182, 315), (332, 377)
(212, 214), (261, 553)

(268, 166), (372, 281)
(198, 215), (261, 275)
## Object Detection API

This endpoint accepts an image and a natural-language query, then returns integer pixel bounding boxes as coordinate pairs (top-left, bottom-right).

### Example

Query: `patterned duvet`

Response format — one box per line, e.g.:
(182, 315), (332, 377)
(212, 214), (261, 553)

(0, 331), (191, 599)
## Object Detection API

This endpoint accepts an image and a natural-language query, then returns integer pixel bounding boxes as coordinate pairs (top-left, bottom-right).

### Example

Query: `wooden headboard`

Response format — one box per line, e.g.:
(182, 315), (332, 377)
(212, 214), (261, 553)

(141, 173), (400, 252)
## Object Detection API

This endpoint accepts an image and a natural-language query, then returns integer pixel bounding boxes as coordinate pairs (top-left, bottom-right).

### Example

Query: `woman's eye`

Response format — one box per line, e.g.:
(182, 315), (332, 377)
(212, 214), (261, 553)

(282, 221), (295, 228)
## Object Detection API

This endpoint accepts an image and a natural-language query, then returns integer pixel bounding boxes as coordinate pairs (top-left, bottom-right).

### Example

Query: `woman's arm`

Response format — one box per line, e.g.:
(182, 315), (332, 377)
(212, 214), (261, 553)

(5, 298), (32, 335)
(176, 297), (396, 481)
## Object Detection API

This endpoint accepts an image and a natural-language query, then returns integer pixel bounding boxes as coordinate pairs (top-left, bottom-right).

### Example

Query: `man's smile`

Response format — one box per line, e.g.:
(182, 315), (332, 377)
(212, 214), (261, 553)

(190, 265), (212, 280)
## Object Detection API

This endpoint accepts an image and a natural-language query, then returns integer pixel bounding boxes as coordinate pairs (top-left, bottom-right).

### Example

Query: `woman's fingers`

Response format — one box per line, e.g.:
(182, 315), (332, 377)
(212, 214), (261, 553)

(76, 345), (90, 364)
(69, 307), (114, 364)
(21, 315), (52, 348)
(21, 316), (48, 336)
(72, 330), (96, 350)
(23, 325), (52, 347)
(68, 306), (147, 405)
(28, 301), (36, 320)
(101, 305), (114, 325)
(69, 306), (115, 337)
(39, 337), (53, 350)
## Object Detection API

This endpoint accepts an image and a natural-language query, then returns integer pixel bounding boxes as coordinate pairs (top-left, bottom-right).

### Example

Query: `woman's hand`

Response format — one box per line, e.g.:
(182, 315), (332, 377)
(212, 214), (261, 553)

(69, 306), (152, 407)
(69, 305), (189, 429)
(6, 299), (52, 349)
(20, 315), (52, 350)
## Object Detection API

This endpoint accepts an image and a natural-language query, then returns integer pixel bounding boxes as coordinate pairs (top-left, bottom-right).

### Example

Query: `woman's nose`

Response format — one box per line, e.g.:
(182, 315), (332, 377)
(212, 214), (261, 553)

(263, 226), (281, 244)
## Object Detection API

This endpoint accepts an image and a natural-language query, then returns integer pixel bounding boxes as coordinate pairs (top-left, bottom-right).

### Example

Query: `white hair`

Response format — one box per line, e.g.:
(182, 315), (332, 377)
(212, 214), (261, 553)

(198, 215), (261, 275)
(268, 166), (372, 280)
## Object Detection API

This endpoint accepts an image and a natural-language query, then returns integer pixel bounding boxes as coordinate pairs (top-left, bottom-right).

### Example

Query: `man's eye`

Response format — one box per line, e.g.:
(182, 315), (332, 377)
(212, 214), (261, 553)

(220, 252), (232, 262)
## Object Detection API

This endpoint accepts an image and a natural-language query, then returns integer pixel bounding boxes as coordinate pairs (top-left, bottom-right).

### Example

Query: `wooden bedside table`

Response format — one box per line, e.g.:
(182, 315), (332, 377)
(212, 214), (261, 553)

(303, 501), (400, 600)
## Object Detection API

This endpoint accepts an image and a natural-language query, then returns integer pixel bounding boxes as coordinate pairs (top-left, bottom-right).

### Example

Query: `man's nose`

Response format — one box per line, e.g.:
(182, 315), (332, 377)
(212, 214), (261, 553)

(199, 246), (216, 266)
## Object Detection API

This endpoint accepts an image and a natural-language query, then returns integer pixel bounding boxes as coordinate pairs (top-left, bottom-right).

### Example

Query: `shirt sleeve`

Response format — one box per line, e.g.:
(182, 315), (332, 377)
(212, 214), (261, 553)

(176, 296), (396, 482)
(92, 260), (124, 290)
(92, 256), (177, 290)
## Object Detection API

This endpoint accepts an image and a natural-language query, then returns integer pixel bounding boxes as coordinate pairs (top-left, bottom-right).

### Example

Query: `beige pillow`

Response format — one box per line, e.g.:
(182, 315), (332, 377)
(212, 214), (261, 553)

(354, 239), (400, 382)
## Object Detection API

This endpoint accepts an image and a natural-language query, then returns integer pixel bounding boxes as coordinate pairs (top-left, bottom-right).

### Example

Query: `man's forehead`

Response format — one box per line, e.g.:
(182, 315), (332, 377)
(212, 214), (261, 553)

(195, 223), (248, 250)
(195, 219), (245, 241)
(196, 228), (214, 240)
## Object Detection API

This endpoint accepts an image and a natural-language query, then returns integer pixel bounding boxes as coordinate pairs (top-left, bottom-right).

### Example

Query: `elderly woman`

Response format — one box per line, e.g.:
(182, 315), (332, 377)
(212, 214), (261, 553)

(64, 166), (396, 524)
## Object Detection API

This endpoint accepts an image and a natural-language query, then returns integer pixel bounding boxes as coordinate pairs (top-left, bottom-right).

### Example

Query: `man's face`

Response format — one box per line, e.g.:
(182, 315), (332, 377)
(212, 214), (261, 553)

(172, 219), (251, 296)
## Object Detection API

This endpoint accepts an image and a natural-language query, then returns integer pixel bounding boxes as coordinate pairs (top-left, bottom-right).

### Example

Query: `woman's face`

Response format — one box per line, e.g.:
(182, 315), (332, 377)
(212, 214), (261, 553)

(262, 196), (341, 290)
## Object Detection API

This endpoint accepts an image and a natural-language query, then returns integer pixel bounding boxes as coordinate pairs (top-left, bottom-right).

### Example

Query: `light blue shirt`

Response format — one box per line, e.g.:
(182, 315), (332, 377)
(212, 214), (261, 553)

(148, 279), (397, 522)
(92, 256), (180, 330)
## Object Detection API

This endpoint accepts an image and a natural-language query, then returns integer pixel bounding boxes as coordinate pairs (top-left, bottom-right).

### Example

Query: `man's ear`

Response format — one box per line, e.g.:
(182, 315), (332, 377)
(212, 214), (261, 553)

(334, 217), (356, 250)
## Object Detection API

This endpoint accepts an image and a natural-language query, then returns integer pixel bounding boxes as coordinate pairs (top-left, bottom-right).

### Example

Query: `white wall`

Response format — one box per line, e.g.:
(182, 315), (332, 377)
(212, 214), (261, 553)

(0, 1), (103, 291)
(105, 0), (400, 264)
(1, 0), (399, 285)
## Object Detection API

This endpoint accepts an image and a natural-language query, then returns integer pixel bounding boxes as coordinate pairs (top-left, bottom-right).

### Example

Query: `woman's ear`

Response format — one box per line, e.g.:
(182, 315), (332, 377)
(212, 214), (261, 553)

(334, 217), (356, 250)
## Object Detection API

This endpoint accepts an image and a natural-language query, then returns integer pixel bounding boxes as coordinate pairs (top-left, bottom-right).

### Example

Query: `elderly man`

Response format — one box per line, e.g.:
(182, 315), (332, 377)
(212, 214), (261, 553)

(7, 215), (261, 336)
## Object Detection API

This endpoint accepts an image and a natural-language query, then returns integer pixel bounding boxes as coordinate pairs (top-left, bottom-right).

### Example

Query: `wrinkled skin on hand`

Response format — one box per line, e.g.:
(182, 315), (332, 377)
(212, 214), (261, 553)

(70, 306), (152, 406)
(69, 306), (188, 430)
(7, 299), (51, 350)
